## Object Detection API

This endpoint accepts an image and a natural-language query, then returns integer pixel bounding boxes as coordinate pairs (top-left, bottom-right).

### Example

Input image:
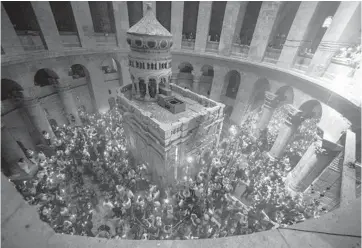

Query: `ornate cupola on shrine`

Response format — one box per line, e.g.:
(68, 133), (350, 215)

(126, 4), (173, 101)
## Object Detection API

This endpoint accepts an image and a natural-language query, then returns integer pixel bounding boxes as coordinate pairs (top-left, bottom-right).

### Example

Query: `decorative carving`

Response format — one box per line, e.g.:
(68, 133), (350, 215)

(264, 91), (280, 109)
(285, 104), (304, 126)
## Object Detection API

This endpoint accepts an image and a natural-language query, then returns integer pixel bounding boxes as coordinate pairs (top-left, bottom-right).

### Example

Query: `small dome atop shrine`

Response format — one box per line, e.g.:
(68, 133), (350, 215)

(126, 4), (173, 51)
(127, 4), (172, 37)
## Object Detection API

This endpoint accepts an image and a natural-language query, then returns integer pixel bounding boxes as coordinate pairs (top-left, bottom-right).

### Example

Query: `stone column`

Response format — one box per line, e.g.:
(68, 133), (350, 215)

(22, 98), (55, 139)
(194, 1), (212, 53)
(248, 2), (283, 62)
(1, 124), (25, 164)
(57, 85), (82, 126)
(71, 1), (95, 48)
(112, 2), (129, 48)
(229, 73), (259, 125)
(209, 65), (228, 102)
(155, 81), (159, 98)
(143, 1), (156, 15)
(1, 4), (24, 54)
(192, 69), (202, 93)
(268, 105), (304, 159)
(307, 1), (361, 77)
(31, 2), (63, 51)
(286, 138), (343, 193)
(254, 91), (281, 137)
(219, 2), (247, 56)
(145, 79), (150, 100)
(340, 130), (357, 207)
(277, 2), (320, 69)
(135, 78), (140, 96)
(171, 1), (184, 50)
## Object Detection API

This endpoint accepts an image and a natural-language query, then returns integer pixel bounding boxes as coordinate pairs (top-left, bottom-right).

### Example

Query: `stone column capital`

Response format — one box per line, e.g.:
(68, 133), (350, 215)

(264, 91), (281, 109)
(285, 104), (304, 127)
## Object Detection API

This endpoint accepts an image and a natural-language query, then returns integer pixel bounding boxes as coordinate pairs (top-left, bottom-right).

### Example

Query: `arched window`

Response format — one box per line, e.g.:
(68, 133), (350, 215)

(225, 70), (241, 99)
(70, 64), (86, 79)
(34, 69), (59, 87)
(1, 79), (24, 101)
(101, 58), (118, 74)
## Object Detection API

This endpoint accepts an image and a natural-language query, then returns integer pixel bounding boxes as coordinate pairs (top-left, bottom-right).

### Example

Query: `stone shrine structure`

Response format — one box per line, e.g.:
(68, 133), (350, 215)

(117, 5), (225, 186)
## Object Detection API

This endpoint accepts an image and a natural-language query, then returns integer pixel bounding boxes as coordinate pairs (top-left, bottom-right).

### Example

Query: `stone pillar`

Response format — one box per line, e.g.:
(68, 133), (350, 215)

(287, 138), (343, 193)
(277, 2), (320, 69)
(254, 91), (281, 137)
(194, 1), (212, 53)
(1, 124), (27, 166)
(155, 81), (159, 98)
(22, 98), (55, 139)
(209, 65), (228, 102)
(1, 3), (24, 54)
(71, 1), (95, 48)
(248, 2), (283, 62)
(171, 1), (184, 50)
(112, 2), (129, 48)
(219, 2), (247, 56)
(31, 2), (63, 51)
(145, 79), (150, 100)
(57, 85), (82, 126)
(135, 78), (140, 96)
(340, 130), (357, 207)
(229, 73), (259, 125)
(268, 105), (304, 159)
(143, 1), (156, 15)
(192, 65), (203, 94)
(307, 2), (361, 77)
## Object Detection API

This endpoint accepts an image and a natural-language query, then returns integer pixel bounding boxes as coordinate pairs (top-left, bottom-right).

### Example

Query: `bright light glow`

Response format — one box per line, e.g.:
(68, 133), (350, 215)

(186, 156), (193, 163)
(322, 16), (333, 28)
(229, 125), (237, 136)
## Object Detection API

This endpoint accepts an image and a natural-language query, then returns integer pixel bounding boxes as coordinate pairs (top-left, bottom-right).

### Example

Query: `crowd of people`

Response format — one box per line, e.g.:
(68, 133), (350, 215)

(12, 104), (329, 240)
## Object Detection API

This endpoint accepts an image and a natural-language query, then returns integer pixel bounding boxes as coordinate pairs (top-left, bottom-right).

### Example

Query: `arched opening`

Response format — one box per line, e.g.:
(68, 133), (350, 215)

(182, 1), (199, 49)
(127, 1), (143, 27)
(248, 78), (271, 111)
(108, 97), (116, 110)
(70, 64), (96, 113)
(275, 85), (294, 106)
(208, 2), (227, 42)
(149, 79), (157, 98)
(101, 57), (123, 87)
(235, 1), (262, 45)
(156, 1), (171, 31)
(224, 70), (241, 99)
(300, 2), (340, 54)
(299, 100), (323, 121)
(1, 79), (24, 101)
(138, 78), (146, 98)
(34, 69), (59, 87)
(177, 62), (194, 89)
(199, 65), (214, 97)
(88, 1), (115, 34)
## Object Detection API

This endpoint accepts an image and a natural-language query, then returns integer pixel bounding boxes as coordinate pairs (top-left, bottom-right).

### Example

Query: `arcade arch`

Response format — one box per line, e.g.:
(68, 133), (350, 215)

(34, 68), (59, 87)
(224, 70), (241, 99)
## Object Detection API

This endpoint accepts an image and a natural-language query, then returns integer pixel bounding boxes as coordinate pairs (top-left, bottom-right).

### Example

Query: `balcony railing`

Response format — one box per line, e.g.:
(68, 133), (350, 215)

(94, 33), (117, 47)
(16, 30), (45, 51)
(263, 47), (282, 64)
(205, 41), (219, 53)
(231, 43), (249, 58)
(181, 39), (195, 50)
(59, 31), (81, 48)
